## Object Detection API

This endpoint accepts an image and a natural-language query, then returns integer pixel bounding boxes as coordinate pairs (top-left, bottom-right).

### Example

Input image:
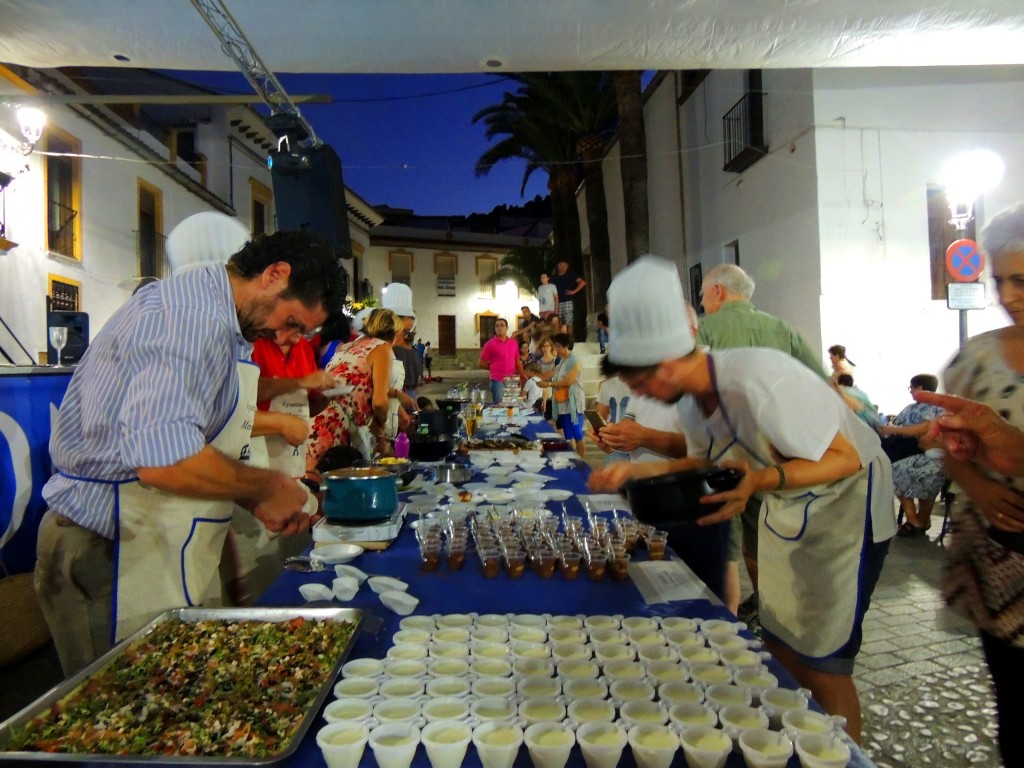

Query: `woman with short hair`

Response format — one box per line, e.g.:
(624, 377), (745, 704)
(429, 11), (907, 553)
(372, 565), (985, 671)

(549, 333), (586, 457)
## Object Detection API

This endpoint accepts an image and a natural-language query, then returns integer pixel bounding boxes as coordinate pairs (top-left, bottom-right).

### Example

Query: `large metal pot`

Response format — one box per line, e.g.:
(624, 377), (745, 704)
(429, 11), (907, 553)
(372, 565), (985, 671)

(416, 410), (460, 436)
(622, 466), (743, 528)
(321, 467), (399, 524)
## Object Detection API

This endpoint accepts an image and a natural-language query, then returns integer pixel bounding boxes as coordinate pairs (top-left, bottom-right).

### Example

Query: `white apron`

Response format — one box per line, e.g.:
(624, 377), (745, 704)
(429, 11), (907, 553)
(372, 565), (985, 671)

(703, 359), (873, 659)
(263, 389), (310, 479)
(112, 360), (258, 641)
(222, 388), (312, 605)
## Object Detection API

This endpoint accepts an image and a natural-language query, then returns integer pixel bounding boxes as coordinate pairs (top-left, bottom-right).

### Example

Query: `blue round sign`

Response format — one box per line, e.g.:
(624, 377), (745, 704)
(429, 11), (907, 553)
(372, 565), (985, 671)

(945, 239), (985, 283)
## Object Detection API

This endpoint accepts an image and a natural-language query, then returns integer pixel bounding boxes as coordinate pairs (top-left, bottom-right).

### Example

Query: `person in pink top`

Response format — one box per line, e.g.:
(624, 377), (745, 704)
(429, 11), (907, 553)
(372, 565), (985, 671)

(478, 318), (525, 403)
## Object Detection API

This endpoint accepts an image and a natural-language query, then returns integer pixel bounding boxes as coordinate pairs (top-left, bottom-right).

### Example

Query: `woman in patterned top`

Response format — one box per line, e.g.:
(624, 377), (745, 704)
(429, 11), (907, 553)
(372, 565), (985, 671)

(306, 309), (401, 471)
(877, 374), (946, 537)
(940, 202), (1024, 767)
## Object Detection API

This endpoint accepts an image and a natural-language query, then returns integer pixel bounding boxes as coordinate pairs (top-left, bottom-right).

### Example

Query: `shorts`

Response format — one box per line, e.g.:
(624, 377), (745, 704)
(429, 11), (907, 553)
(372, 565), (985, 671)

(558, 300), (574, 327)
(741, 493), (762, 561)
(556, 413), (584, 441)
(762, 527), (891, 675)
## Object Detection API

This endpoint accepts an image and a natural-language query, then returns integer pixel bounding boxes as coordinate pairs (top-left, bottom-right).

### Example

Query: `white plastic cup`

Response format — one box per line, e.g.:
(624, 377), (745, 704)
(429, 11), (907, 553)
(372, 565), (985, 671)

(718, 704), (770, 741)
(421, 696), (471, 723)
(518, 697), (567, 727)
(679, 724), (732, 768)
(782, 709), (846, 741)
(576, 721), (628, 768)
(627, 723), (681, 768)
(373, 698), (425, 726)
(425, 675), (471, 699)
(619, 700), (668, 730)
(667, 701), (717, 730)
(562, 678), (608, 701)
(524, 722), (576, 768)
(332, 575), (359, 601)
(657, 681), (704, 707)
(316, 721), (369, 768)
(420, 719), (473, 768)
(472, 721), (524, 768)
(517, 675), (561, 699)
(324, 697), (375, 723)
(471, 676), (517, 699)
(794, 733), (853, 768)
(470, 696), (518, 723)
(368, 723), (421, 768)
(759, 686), (811, 729)
(738, 728), (794, 768)
(378, 678), (426, 699)
(333, 676), (379, 698)
(388, 642), (429, 661)
(566, 697), (615, 725)
(703, 682), (752, 712)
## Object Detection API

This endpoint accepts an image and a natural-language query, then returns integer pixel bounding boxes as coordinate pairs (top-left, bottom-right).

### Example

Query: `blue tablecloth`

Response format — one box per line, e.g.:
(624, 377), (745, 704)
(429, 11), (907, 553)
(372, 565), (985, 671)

(259, 414), (874, 768)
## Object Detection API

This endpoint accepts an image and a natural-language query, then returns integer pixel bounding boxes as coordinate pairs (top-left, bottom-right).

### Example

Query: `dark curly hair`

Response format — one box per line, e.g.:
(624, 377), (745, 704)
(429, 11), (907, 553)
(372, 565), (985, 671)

(227, 230), (346, 311)
(910, 373), (939, 392)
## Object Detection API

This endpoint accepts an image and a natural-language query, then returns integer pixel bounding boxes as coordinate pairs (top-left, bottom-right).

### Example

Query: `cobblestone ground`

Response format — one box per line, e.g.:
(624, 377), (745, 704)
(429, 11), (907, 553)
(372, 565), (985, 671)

(856, 530), (1002, 767)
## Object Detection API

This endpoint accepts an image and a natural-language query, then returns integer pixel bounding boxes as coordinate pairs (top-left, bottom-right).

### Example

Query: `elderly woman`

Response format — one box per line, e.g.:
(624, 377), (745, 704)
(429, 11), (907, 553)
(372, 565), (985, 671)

(939, 202), (1024, 766)
(878, 374), (946, 537)
(548, 333), (587, 457)
(306, 308), (401, 470)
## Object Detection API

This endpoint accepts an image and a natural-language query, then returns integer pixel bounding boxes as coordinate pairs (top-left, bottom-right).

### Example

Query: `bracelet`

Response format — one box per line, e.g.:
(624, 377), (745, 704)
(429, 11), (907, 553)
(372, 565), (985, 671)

(774, 464), (786, 490)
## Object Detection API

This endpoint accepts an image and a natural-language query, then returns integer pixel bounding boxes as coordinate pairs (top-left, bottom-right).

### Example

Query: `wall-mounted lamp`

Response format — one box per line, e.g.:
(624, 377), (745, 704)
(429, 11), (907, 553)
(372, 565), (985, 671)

(940, 149), (1004, 232)
(0, 105), (47, 189)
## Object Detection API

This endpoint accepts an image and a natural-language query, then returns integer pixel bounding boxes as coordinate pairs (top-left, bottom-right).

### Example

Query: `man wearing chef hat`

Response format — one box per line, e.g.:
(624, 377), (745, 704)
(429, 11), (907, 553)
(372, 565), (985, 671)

(35, 230), (346, 675)
(588, 255), (894, 744)
(382, 283), (423, 400)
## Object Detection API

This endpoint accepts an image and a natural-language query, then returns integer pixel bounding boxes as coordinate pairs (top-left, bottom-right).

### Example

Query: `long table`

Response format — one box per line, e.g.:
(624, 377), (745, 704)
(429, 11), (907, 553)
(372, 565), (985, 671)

(259, 412), (875, 768)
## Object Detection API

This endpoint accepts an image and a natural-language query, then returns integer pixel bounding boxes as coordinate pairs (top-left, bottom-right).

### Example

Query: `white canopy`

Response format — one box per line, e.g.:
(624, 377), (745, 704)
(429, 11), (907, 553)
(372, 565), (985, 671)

(2, 0), (1023, 72)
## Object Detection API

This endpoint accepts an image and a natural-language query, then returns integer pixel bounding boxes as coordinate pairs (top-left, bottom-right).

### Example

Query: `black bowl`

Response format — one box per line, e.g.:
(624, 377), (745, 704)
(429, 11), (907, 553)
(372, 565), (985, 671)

(409, 433), (455, 461)
(623, 466), (743, 528)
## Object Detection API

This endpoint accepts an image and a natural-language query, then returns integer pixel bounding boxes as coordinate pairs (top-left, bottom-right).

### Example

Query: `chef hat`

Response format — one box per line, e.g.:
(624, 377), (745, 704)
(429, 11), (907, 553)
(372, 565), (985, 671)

(351, 307), (375, 333)
(166, 212), (249, 274)
(606, 255), (695, 366)
(381, 282), (415, 320)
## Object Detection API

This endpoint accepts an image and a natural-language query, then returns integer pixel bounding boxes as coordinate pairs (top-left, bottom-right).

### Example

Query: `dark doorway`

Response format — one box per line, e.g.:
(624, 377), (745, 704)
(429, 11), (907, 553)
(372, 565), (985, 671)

(438, 315), (456, 356)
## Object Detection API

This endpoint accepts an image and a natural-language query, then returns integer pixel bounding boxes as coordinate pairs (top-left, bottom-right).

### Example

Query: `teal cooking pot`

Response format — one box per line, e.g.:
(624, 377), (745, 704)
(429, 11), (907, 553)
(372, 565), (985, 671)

(321, 467), (399, 524)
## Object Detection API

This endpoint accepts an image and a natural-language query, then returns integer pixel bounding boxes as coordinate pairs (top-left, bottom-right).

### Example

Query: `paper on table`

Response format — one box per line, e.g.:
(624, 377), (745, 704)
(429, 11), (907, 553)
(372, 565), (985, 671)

(577, 494), (631, 513)
(630, 559), (722, 605)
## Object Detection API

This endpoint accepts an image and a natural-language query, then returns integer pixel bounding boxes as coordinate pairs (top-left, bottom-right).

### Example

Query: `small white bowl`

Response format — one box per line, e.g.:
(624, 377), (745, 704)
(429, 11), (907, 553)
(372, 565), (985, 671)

(312, 543), (364, 565)
(334, 564), (368, 583)
(380, 590), (419, 615)
(368, 576), (409, 594)
(299, 583), (334, 602)
(332, 575), (360, 601)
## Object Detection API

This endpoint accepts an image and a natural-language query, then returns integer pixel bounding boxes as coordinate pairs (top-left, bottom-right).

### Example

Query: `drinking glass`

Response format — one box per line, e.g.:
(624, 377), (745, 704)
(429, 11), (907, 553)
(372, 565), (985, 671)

(48, 326), (68, 367)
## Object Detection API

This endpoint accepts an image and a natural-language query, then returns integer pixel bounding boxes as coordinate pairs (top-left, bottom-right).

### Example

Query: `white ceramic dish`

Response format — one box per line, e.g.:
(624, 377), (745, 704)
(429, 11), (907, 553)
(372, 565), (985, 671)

(368, 575), (409, 593)
(312, 543), (364, 565)
(380, 590), (419, 616)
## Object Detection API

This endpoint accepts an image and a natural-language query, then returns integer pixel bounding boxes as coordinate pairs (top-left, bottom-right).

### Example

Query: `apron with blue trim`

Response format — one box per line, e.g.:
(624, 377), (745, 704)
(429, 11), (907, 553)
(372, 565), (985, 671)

(703, 358), (871, 658)
(112, 360), (258, 640)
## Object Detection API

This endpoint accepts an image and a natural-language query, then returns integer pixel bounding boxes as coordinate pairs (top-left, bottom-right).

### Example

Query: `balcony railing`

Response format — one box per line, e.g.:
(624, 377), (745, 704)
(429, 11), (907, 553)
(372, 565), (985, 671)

(47, 200), (77, 256)
(722, 92), (768, 174)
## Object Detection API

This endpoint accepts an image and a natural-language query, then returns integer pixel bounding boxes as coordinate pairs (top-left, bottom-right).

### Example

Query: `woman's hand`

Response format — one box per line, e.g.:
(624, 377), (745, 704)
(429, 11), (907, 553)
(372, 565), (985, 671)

(963, 476), (1024, 531)
(696, 460), (753, 526)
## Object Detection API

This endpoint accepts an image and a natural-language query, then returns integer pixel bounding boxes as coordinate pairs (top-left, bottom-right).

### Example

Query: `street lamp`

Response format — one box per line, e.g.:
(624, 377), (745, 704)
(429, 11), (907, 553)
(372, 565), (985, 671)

(940, 149), (1004, 348)
(0, 105), (47, 190)
(940, 149), (1004, 232)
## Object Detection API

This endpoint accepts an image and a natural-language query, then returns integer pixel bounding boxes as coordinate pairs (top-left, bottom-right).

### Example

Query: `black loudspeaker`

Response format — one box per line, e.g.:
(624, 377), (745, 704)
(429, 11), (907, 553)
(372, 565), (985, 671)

(271, 143), (354, 261)
(46, 311), (89, 364)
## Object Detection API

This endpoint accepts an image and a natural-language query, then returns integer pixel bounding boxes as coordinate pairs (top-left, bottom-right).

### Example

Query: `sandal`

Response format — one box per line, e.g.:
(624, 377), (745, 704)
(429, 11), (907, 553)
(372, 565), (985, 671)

(897, 523), (927, 538)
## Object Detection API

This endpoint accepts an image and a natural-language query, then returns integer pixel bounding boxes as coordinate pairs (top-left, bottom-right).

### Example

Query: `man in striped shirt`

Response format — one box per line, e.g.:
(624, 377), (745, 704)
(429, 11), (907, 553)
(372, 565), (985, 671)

(35, 230), (346, 674)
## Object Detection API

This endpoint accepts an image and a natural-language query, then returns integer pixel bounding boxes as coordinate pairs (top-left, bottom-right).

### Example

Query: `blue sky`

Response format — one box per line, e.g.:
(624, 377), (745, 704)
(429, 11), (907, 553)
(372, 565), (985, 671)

(163, 71), (549, 216)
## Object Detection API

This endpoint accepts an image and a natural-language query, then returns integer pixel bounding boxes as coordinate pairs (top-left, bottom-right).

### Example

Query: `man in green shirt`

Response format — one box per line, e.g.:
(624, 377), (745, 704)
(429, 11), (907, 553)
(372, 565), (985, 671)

(696, 264), (828, 624)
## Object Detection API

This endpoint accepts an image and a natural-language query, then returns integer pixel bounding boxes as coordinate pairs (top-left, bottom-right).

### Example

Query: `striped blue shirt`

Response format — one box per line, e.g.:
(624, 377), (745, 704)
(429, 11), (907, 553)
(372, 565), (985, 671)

(42, 265), (251, 539)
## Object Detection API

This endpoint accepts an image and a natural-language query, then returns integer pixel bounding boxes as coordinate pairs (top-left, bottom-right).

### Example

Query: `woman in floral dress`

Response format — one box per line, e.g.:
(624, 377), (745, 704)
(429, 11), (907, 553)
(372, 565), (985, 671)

(306, 309), (401, 470)
(878, 374), (946, 536)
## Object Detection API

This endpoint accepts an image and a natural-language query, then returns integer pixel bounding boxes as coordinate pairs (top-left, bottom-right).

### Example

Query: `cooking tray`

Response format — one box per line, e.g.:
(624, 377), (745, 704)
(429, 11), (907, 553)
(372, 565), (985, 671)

(0, 606), (363, 766)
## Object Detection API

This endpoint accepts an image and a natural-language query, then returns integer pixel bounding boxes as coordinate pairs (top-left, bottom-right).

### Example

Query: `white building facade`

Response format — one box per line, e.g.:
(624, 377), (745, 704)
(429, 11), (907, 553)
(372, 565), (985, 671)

(592, 65), (1024, 414)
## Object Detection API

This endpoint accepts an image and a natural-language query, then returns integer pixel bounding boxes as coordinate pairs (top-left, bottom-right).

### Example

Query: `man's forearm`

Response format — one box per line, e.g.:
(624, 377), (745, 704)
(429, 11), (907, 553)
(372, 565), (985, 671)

(257, 377), (302, 402)
(637, 426), (688, 459)
(137, 445), (284, 504)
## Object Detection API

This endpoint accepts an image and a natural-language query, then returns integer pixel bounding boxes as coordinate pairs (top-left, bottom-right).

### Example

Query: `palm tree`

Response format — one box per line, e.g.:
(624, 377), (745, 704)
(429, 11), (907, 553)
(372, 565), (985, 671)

(486, 243), (555, 296)
(474, 73), (618, 341)
(472, 88), (582, 273)
(614, 71), (649, 262)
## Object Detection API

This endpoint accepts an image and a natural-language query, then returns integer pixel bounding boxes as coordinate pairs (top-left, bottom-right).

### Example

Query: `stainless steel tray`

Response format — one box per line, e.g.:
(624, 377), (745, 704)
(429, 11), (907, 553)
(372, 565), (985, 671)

(0, 606), (363, 766)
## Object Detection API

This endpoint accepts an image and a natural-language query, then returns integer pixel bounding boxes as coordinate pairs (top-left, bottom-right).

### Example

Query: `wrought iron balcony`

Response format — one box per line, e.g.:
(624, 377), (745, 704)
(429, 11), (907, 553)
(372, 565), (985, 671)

(135, 229), (168, 279)
(722, 91), (768, 173)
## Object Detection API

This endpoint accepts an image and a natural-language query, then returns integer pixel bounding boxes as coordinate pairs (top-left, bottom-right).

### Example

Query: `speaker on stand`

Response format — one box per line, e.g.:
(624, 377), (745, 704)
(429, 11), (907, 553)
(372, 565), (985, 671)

(46, 311), (89, 365)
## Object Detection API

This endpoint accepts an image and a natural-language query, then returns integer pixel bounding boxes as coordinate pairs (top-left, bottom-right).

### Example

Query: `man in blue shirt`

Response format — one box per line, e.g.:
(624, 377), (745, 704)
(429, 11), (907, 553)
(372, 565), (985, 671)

(35, 230), (346, 674)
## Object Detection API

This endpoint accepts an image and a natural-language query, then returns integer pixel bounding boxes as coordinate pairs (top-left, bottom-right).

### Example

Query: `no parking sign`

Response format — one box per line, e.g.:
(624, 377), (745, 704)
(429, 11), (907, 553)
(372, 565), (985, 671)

(945, 239), (985, 282)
